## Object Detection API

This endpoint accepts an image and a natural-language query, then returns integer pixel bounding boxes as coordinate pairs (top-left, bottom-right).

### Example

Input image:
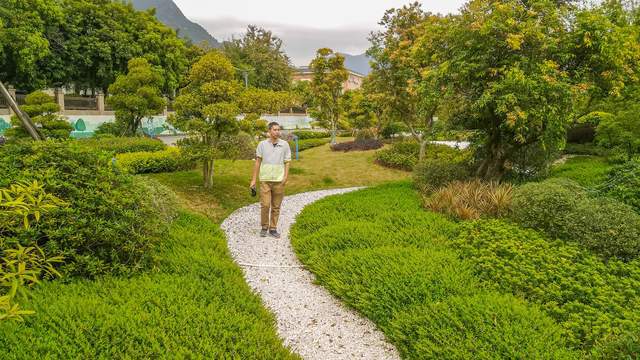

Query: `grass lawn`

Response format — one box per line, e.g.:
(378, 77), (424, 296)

(549, 156), (612, 187)
(290, 182), (579, 359)
(0, 212), (299, 359)
(149, 141), (409, 222)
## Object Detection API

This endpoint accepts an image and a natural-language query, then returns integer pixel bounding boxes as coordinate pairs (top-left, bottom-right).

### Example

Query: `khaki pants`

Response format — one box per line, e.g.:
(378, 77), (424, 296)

(260, 182), (285, 230)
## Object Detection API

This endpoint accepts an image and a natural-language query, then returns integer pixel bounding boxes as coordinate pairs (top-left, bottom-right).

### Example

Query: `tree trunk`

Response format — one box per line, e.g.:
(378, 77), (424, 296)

(203, 159), (214, 189)
(0, 81), (41, 140)
(419, 135), (428, 162)
(476, 142), (507, 181)
(330, 121), (337, 145)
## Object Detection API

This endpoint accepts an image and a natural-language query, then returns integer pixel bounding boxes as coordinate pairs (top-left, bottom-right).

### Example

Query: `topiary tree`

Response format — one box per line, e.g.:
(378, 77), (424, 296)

(5, 90), (72, 140)
(168, 51), (244, 189)
(107, 58), (166, 136)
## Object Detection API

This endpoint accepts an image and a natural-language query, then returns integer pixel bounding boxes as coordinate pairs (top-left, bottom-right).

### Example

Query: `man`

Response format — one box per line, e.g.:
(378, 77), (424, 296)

(250, 122), (291, 238)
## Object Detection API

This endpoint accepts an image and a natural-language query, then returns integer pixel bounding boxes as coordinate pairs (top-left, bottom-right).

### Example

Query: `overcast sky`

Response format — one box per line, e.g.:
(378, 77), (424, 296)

(173, 0), (468, 66)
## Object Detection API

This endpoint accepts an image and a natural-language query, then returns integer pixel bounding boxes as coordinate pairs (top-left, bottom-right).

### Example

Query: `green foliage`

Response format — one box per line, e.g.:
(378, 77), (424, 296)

(222, 25), (293, 91)
(115, 147), (195, 174)
(309, 48), (349, 143)
(0, 141), (177, 277)
(6, 90), (72, 140)
(413, 158), (471, 193)
(380, 122), (408, 139)
(107, 58), (166, 136)
(374, 141), (420, 171)
(562, 143), (609, 156)
(602, 159), (640, 213)
(291, 130), (329, 140)
(549, 156), (612, 187)
(0, 212), (298, 358)
(76, 137), (166, 154)
(291, 182), (578, 358)
(511, 179), (640, 260)
(289, 138), (330, 152)
(93, 122), (125, 137)
(596, 105), (640, 160)
(454, 220), (640, 353)
(341, 89), (378, 134)
(0, 0), (189, 93)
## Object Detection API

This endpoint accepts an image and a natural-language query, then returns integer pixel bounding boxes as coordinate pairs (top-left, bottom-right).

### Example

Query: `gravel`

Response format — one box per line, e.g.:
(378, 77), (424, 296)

(221, 188), (400, 360)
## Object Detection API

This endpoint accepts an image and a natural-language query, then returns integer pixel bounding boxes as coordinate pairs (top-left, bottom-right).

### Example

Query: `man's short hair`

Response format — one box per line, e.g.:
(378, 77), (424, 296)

(268, 122), (280, 130)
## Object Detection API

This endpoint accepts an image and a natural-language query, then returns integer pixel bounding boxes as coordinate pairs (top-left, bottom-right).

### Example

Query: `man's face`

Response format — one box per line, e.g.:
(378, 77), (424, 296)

(268, 125), (281, 139)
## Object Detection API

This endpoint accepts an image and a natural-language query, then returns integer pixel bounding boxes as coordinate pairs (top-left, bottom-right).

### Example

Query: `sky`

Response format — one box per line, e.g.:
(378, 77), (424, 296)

(173, 0), (468, 66)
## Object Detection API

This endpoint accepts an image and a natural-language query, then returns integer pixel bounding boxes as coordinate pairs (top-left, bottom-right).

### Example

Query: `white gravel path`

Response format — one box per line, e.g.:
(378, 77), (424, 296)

(221, 188), (400, 360)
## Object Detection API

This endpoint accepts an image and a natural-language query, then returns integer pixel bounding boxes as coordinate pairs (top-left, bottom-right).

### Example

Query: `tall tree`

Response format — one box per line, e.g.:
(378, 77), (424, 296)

(107, 57), (166, 136)
(309, 48), (348, 144)
(367, 3), (435, 160)
(223, 25), (293, 91)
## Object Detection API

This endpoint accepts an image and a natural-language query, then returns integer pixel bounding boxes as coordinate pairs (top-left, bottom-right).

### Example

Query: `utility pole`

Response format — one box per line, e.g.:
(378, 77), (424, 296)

(0, 80), (41, 140)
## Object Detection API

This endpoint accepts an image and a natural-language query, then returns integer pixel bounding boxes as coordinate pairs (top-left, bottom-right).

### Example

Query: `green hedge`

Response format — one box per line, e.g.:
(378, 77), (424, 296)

(374, 141), (419, 171)
(0, 212), (298, 359)
(77, 137), (166, 154)
(292, 130), (330, 140)
(454, 220), (640, 354)
(116, 147), (195, 174)
(0, 141), (176, 277)
(291, 182), (578, 358)
(511, 179), (640, 260)
(288, 138), (330, 152)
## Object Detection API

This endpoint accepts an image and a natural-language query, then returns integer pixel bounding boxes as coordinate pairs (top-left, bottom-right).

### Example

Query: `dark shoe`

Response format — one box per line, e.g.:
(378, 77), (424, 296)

(260, 228), (268, 237)
(268, 229), (281, 238)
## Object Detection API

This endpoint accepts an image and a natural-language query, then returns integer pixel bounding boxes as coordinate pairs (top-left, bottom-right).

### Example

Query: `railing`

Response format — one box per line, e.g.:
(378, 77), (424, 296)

(64, 95), (97, 110)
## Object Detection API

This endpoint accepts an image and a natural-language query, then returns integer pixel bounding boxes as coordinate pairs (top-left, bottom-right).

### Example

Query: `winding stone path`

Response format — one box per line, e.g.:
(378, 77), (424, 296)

(221, 188), (400, 360)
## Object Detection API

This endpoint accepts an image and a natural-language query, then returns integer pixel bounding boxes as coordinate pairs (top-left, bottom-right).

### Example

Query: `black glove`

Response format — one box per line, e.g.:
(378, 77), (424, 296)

(250, 186), (257, 197)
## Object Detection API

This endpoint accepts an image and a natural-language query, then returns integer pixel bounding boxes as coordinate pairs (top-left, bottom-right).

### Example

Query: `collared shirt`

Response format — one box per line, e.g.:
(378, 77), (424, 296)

(256, 138), (291, 182)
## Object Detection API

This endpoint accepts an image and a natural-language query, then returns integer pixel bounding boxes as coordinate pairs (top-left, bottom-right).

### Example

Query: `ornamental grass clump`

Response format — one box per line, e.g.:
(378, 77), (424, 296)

(425, 180), (513, 220)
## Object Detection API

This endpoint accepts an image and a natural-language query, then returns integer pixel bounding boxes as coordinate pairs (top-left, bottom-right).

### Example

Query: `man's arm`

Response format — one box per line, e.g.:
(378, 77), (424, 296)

(282, 161), (290, 185)
(250, 157), (261, 188)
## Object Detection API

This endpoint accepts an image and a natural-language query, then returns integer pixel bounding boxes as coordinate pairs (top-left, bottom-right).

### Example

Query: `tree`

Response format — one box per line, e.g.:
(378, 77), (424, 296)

(596, 105), (640, 159)
(309, 48), (348, 144)
(413, 0), (574, 179)
(168, 51), (244, 189)
(107, 58), (166, 136)
(5, 90), (71, 140)
(223, 25), (293, 91)
(341, 89), (378, 136)
(367, 3), (436, 160)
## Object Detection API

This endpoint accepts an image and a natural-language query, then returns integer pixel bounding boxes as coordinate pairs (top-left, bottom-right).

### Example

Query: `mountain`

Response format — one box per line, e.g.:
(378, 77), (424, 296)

(340, 53), (372, 76)
(130, 0), (220, 48)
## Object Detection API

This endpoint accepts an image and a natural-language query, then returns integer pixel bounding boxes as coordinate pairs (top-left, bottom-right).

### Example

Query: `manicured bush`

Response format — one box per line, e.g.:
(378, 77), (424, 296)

(115, 147), (195, 174)
(425, 180), (513, 220)
(380, 122), (408, 139)
(603, 159), (640, 213)
(291, 182), (578, 358)
(330, 139), (383, 152)
(0, 141), (177, 277)
(0, 212), (298, 358)
(288, 138), (330, 152)
(511, 179), (640, 260)
(549, 156), (612, 187)
(292, 130), (330, 139)
(454, 220), (640, 353)
(375, 141), (419, 171)
(413, 158), (470, 192)
(76, 136), (166, 154)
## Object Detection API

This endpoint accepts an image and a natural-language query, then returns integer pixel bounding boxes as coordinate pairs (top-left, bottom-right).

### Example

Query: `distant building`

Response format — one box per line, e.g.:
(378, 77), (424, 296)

(293, 66), (365, 91)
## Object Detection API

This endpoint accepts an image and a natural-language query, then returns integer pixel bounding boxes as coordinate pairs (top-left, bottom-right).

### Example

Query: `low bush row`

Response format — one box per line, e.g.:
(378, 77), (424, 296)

(330, 139), (383, 152)
(76, 136), (166, 154)
(288, 138), (330, 152)
(374, 141), (419, 170)
(291, 130), (330, 140)
(115, 147), (195, 174)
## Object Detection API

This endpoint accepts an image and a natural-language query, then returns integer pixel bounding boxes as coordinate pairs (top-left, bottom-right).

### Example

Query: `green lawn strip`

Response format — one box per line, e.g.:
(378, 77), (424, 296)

(549, 156), (612, 187)
(290, 182), (579, 359)
(0, 212), (298, 359)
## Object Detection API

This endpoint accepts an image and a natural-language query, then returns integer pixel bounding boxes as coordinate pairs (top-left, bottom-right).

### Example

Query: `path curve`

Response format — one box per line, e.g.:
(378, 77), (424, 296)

(221, 188), (400, 360)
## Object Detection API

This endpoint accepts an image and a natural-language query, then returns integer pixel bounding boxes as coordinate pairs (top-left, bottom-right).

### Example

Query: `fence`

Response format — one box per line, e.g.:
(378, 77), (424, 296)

(64, 95), (98, 110)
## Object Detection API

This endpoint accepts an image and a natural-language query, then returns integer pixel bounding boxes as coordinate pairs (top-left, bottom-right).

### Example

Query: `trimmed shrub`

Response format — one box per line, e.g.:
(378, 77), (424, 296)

(425, 180), (513, 220)
(375, 141), (419, 171)
(454, 220), (640, 353)
(116, 147), (195, 174)
(288, 138), (330, 152)
(603, 159), (640, 213)
(330, 139), (383, 152)
(413, 158), (470, 193)
(549, 156), (612, 187)
(380, 122), (408, 139)
(511, 179), (640, 260)
(0, 141), (177, 277)
(76, 136), (166, 154)
(291, 130), (330, 140)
